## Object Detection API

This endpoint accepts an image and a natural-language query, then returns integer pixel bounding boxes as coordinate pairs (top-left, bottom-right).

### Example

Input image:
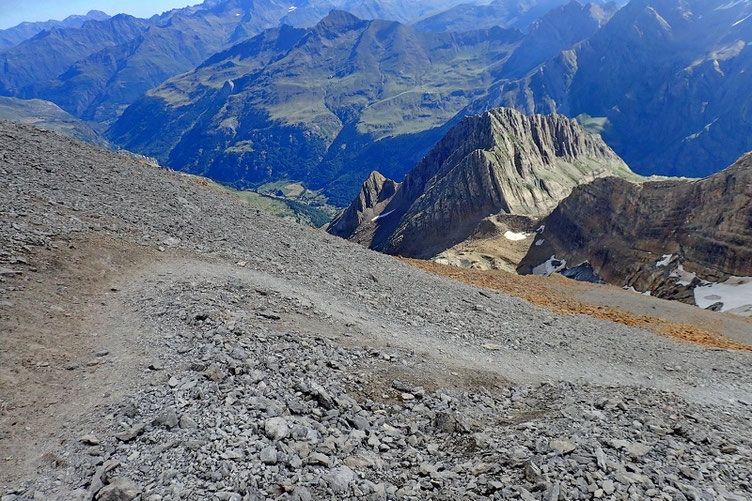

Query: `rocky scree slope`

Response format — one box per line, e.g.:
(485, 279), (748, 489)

(519, 152), (752, 314)
(327, 107), (635, 260)
(1, 121), (751, 500)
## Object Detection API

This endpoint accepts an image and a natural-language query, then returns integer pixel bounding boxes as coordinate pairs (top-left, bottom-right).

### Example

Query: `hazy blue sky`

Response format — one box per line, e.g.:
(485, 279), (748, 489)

(0, 0), (196, 29)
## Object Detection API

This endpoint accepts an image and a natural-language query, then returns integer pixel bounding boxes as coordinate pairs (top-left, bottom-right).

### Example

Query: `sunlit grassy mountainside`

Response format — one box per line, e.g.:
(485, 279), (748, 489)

(0, 0), (513, 125)
(108, 5), (610, 205)
(107, 12), (525, 204)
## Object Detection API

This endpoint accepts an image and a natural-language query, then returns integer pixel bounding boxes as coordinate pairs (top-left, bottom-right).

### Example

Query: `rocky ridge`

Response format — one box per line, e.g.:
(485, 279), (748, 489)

(0, 10), (111, 52)
(328, 107), (635, 262)
(1, 121), (751, 500)
(519, 153), (752, 314)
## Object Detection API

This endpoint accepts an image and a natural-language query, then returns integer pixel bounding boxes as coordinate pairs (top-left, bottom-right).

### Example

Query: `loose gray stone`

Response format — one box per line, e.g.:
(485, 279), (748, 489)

(327, 465), (356, 493)
(260, 446), (278, 464)
(95, 477), (140, 501)
(153, 407), (178, 429)
(264, 417), (290, 440)
(115, 423), (145, 442)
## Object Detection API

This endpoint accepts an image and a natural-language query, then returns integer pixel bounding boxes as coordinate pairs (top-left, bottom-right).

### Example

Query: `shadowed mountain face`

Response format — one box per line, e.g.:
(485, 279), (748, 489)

(476, 0), (752, 178)
(327, 107), (636, 259)
(502, 0), (619, 77)
(519, 154), (752, 312)
(107, 13), (531, 204)
(340, 0), (492, 24)
(0, 10), (110, 52)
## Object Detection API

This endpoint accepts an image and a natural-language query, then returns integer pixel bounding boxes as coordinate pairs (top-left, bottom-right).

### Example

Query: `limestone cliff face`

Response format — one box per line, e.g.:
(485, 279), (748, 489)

(327, 171), (398, 245)
(327, 107), (635, 259)
(519, 153), (752, 307)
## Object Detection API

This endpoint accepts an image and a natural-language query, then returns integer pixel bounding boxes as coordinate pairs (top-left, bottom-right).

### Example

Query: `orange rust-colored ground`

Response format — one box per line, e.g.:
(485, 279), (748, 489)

(401, 258), (752, 352)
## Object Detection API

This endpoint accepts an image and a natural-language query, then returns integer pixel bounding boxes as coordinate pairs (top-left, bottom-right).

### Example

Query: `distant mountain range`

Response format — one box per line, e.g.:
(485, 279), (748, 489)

(0, 10), (110, 52)
(0, 0), (504, 124)
(0, 1), (319, 123)
(107, 5), (610, 204)
(2, 0), (752, 207)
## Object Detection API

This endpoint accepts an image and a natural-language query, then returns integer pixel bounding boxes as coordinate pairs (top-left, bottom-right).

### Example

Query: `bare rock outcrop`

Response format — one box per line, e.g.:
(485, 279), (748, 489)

(328, 107), (636, 260)
(326, 171), (398, 245)
(519, 153), (752, 313)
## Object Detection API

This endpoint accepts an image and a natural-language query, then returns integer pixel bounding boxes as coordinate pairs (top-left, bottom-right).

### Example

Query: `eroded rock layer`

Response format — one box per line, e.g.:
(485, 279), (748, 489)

(519, 153), (752, 313)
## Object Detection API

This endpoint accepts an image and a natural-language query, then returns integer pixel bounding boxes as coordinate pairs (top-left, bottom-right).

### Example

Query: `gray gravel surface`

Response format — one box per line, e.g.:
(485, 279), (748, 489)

(1, 121), (751, 500)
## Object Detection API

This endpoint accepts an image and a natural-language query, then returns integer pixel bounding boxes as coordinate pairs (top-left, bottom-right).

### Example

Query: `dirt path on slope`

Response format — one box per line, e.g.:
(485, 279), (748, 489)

(3, 232), (750, 489)
(402, 258), (752, 351)
(0, 234), (168, 486)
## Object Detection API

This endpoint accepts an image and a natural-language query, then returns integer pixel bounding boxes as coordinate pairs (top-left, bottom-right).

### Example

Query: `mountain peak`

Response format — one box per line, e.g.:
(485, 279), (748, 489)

(329, 107), (635, 260)
(327, 171), (399, 241)
(316, 10), (366, 32)
(85, 10), (110, 19)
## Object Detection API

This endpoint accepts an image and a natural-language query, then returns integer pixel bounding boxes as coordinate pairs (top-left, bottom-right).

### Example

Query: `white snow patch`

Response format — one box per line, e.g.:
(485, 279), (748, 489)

(694, 276), (752, 312)
(535, 225), (545, 234)
(535, 239), (545, 246)
(371, 209), (395, 222)
(532, 256), (566, 277)
(656, 254), (673, 267)
(669, 263), (698, 286)
(503, 231), (528, 241)
(623, 285), (652, 296)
